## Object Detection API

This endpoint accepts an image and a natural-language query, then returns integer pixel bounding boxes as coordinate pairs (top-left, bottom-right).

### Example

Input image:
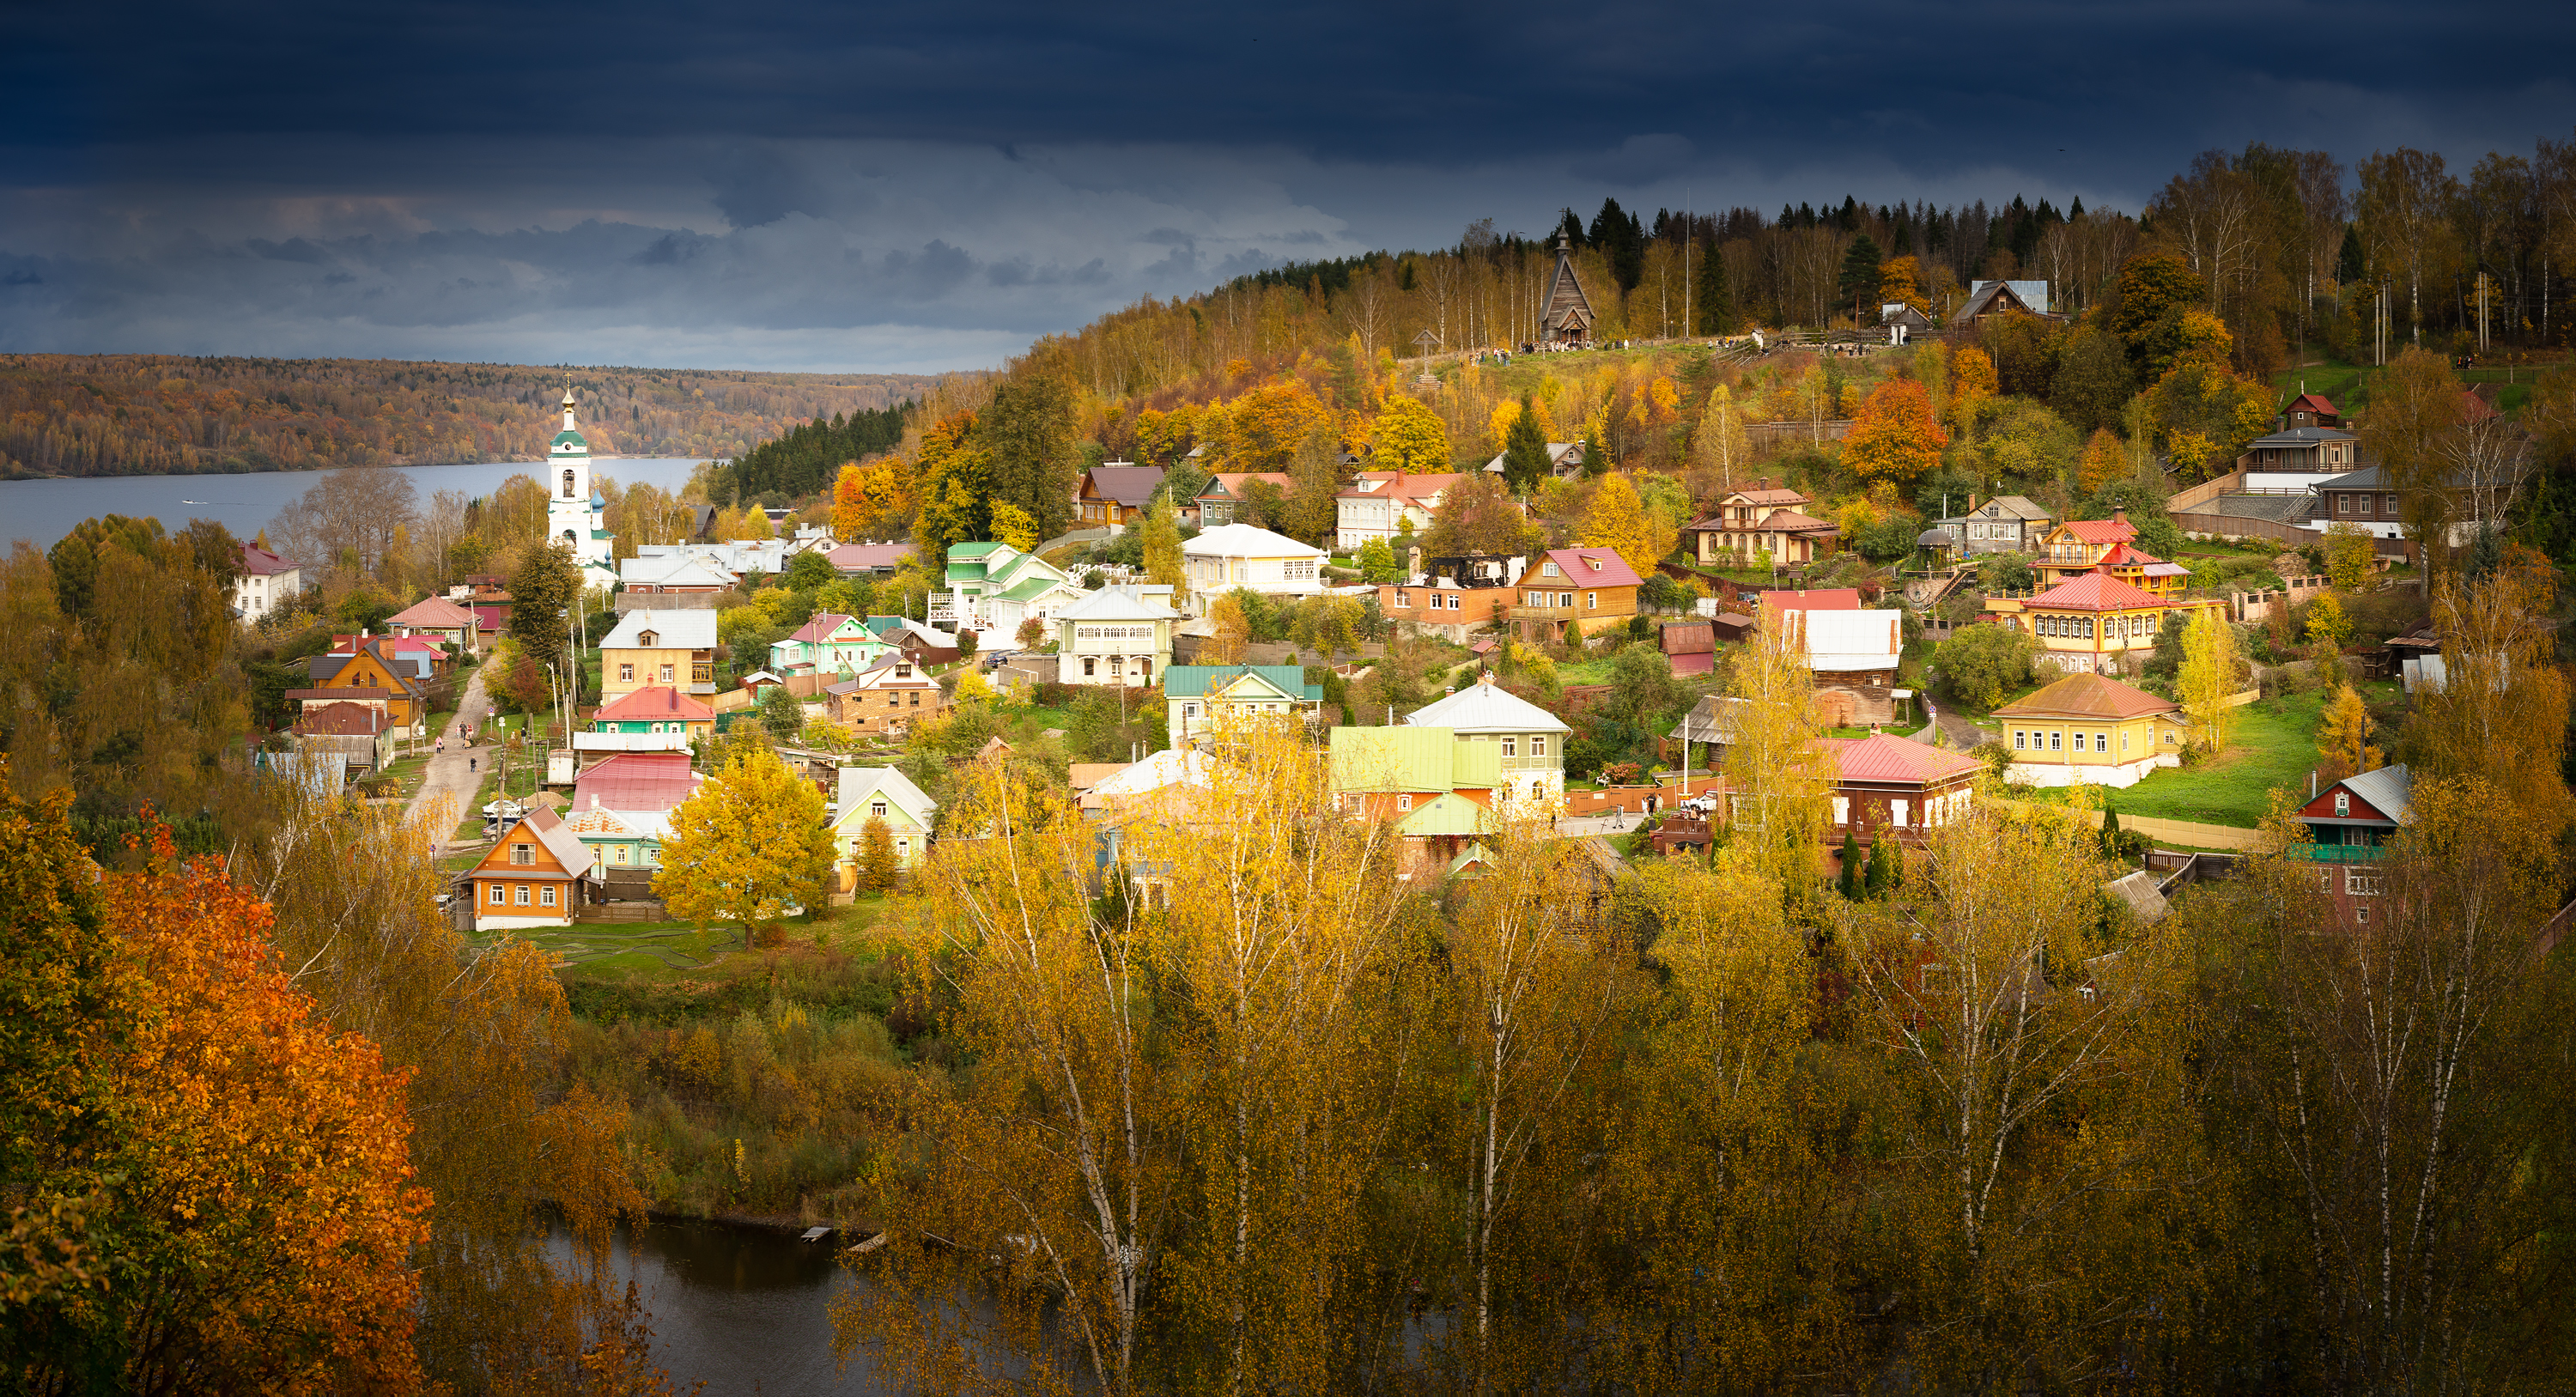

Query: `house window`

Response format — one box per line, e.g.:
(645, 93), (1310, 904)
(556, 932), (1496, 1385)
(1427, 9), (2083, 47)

(2050, 732), (2063, 750)
(1586, 592), (1597, 610)
(2334, 792), (2349, 817)
(2014, 730), (2026, 750)
(511, 842), (532, 865)
(1542, 562), (1559, 577)
(489, 884), (505, 905)
(1394, 591), (1412, 608)
(896, 838), (910, 858)
(1530, 737), (1546, 757)
(2356, 905), (2370, 925)
(1893, 799), (1909, 827)
(2346, 867), (2383, 896)
(2337, 495), (2352, 513)
(2094, 732), (2108, 752)
(1397, 794), (1413, 811)
(513, 884), (530, 906)
(618, 664), (634, 682)
(1184, 702), (1199, 720)
(613, 845), (630, 864)
(908, 692), (920, 707)
(659, 665), (674, 683)
(871, 799), (889, 818)
(2121, 731), (2129, 751)
(1084, 657), (1097, 677)
(1503, 736), (1517, 756)
(2165, 730), (2178, 744)
(1832, 795), (1849, 824)
(540, 885), (556, 908)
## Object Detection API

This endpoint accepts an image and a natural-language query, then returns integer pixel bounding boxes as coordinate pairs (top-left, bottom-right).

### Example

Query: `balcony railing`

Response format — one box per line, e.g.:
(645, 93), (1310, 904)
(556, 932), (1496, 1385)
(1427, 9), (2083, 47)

(2285, 844), (2385, 863)
(1498, 755), (1561, 771)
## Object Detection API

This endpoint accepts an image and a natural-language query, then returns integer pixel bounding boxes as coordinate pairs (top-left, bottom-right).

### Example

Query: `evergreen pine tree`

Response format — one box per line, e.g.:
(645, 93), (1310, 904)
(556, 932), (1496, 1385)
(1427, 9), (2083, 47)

(1864, 831), (1890, 897)
(2101, 802), (2124, 858)
(1838, 234), (1884, 322)
(1839, 829), (1862, 900)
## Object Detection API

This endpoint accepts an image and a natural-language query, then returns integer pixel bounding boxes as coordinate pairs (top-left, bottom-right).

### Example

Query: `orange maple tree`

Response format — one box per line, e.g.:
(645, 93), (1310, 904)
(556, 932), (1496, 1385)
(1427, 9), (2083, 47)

(14, 817), (431, 1393)
(1843, 379), (1952, 483)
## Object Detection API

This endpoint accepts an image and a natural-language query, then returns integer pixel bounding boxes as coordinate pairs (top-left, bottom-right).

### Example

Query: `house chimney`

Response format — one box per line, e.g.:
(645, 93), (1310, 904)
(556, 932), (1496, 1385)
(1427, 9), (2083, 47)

(1967, 493), (1979, 513)
(2112, 507), (2128, 527)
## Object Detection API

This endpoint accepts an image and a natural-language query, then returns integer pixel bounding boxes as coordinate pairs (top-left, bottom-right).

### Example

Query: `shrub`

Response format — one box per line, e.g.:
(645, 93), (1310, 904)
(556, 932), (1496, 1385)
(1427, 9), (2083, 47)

(1933, 623), (2041, 708)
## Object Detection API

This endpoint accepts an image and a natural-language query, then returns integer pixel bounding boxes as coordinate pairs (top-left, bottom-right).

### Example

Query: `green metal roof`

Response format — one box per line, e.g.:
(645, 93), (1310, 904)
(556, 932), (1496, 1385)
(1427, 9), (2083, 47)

(550, 429), (589, 452)
(995, 574), (1072, 603)
(1163, 664), (1308, 702)
(1330, 726), (1498, 793)
(1395, 792), (1498, 838)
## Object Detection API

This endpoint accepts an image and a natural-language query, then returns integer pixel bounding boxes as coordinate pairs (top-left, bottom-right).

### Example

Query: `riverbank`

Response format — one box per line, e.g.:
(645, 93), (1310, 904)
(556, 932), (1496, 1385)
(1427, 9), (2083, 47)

(548, 896), (920, 1228)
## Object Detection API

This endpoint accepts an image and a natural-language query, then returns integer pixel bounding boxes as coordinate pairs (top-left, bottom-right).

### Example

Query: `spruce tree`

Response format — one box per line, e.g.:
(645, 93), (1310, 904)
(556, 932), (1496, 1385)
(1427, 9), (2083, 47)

(1695, 248), (1736, 335)
(1502, 395), (1551, 493)
(1864, 831), (1890, 897)
(1839, 829), (1862, 900)
(1838, 234), (1884, 322)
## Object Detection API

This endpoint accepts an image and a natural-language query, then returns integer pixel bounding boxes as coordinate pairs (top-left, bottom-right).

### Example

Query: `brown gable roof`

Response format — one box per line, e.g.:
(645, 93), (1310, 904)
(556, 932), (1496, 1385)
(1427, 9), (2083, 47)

(1082, 465), (1166, 507)
(1994, 671), (2178, 720)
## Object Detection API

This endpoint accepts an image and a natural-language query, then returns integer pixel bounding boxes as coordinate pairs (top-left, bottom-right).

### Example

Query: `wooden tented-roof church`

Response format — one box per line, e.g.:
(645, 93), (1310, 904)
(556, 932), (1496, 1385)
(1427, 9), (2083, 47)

(1541, 234), (1595, 345)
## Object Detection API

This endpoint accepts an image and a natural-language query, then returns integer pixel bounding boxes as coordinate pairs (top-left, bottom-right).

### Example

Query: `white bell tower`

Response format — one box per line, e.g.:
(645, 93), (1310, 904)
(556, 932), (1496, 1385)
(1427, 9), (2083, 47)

(546, 385), (615, 579)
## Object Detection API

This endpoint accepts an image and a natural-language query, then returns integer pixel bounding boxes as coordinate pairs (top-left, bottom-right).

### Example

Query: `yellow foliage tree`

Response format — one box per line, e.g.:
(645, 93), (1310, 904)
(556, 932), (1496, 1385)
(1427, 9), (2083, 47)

(1879, 255), (1930, 316)
(832, 456), (912, 541)
(2323, 523), (2374, 589)
(655, 744), (835, 948)
(1204, 591), (1249, 665)
(2178, 606), (2243, 752)
(1688, 384), (1752, 497)
(2317, 683), (2382, 782)
(1948, 345), (1998, 433)
(1576, 472), (1678, 578)
(1370, 393), (1452, 474)
(2306, 591), (2354, 649)
(988, 500), (1039, 552)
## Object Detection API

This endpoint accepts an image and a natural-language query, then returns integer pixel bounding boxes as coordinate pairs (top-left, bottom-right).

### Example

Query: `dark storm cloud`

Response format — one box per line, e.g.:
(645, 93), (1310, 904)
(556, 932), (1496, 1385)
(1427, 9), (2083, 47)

(4, 1), (2572, 370)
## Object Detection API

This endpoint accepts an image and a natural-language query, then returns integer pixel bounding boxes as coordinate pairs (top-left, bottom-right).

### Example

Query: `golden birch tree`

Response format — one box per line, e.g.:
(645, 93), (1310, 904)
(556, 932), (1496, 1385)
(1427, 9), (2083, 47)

(2177, 605), (2243, 752)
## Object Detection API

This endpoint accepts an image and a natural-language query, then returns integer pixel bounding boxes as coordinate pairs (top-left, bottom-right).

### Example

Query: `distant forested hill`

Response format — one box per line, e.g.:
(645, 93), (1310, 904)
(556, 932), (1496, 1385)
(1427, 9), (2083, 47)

(0, 354), (942, 478)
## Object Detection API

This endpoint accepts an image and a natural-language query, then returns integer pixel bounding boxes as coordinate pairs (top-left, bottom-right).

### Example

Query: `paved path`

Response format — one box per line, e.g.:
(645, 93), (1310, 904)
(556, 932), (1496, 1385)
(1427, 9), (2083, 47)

(405, 665), (494, 855)
(1922, 691), (1987, 750)
(1554, 813), (1643, 839)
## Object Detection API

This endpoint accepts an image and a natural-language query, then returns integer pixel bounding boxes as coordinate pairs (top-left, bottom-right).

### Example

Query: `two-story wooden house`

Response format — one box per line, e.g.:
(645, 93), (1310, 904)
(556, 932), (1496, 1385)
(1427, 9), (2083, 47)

(2307, 465), (2420, 542)
(470, 806), (595, 930)
(769, 612), (897, 677)
(2236, 426), (2360, 473)
(1058, 585), (1178, 687)
(385, 595), (480, 652)
(1182, 525), (1328, 611)
(1188, 472), (1292, 528)
(1378, 574), (1517, 642)
(1931, 495), (2053, 557)
(1401, 677), (1571, 803)
(2032, 513), (2139, 587)
(1681, 483), (1841, 566)
(1510, 548), (1641, 643)
(1991, 671), (2188, 787)
(2087, 542), (2191, 598)
(1073, 464), (1166, 528)
(936, 541), (1084, 641)
(829, 766), (939, 883)
(1164, 664), (1324, 745)
(2287, 764), (2410, 929)
(1334, 471), (1461, 550)
(601, 610), (719, 700)
(1820, 733), (1982, 847)
(288, 636), (428, 731)
(1984, 572), (2220, 677)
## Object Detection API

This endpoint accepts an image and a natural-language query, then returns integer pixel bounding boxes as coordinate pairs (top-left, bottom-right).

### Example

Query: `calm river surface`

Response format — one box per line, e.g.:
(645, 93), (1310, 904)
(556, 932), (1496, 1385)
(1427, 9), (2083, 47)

(566, 1217), (874, 1394)
(0, 457), (712, 551)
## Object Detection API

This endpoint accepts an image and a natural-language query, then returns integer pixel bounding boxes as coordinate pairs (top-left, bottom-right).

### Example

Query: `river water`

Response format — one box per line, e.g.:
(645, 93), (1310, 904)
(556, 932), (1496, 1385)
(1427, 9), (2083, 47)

(574, 1217), (873, 1394)
(0, 457), (713, 551)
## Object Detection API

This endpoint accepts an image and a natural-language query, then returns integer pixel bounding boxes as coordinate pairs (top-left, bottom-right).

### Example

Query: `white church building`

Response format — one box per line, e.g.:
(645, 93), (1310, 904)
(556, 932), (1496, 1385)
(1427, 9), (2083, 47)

(549, 387), (620, 590)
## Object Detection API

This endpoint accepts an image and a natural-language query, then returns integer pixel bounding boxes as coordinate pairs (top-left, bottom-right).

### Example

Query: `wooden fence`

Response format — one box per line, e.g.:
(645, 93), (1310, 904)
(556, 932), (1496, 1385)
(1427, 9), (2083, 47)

(2171, 510), (2319, 548)
(1994, 799), (2264, 851)
(576, 902), (669, 924)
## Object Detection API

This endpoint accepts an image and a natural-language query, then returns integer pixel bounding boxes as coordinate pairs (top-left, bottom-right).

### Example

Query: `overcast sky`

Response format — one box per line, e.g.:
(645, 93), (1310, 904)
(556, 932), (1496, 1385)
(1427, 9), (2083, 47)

(5, 1), (2571, 374)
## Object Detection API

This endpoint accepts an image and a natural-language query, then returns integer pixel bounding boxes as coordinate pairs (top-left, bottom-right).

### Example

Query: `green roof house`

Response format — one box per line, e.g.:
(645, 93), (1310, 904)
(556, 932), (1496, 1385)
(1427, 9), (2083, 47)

(1166, 664), (1325, 745)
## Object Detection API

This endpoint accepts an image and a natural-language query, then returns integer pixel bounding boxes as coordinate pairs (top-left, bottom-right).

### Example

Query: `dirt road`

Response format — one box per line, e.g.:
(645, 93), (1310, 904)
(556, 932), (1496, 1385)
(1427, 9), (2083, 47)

(405, 665), (494, 855)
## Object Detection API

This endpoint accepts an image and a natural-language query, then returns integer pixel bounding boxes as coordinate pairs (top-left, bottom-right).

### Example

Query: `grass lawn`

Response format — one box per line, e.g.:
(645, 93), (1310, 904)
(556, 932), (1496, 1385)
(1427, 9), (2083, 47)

(497, 898), (896, 981)
(2019, 690), (2326, 829)
(380, 754), (432, 802)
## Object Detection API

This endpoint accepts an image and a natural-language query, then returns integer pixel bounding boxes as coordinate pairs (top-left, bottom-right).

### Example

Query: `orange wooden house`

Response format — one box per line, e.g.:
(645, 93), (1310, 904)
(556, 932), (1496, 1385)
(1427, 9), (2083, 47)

(469, 806), (596, 931)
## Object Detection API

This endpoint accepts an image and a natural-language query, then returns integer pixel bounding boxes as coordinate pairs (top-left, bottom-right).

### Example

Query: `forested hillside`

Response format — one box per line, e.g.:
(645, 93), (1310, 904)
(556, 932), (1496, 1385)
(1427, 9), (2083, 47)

(0, 354), (939, 478)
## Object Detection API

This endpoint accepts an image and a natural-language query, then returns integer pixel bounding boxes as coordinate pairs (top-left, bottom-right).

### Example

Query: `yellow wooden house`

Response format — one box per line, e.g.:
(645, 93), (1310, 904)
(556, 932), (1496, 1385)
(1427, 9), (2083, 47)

(1991, 671), (2190, 787)
(2032, 513), (2138, 588)
(1984, 572), (2221, 676)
